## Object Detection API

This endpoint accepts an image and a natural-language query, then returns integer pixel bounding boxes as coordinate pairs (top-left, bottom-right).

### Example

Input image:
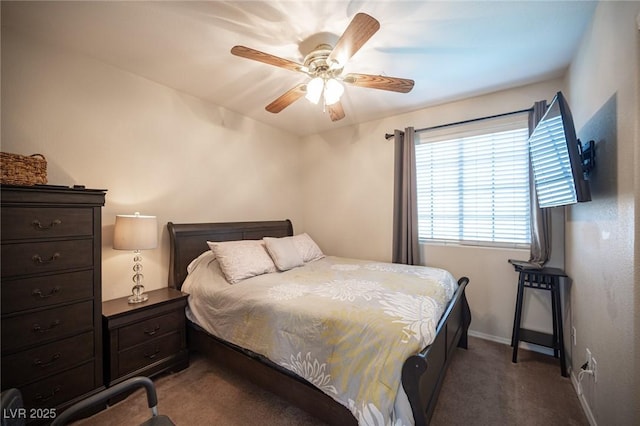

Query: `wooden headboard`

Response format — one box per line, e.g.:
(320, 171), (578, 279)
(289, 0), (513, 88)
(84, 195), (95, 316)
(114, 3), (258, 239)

(167, 220), (293, 290)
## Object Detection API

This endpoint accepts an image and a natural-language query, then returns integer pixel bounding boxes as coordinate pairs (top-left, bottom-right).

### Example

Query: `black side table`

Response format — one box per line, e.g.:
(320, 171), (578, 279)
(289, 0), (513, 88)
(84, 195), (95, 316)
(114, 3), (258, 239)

(510, 264), (568, 377)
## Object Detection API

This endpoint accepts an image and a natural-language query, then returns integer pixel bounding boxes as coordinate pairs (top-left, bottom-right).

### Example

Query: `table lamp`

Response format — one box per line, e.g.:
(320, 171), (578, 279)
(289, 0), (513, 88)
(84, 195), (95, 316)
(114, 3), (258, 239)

(113, 212), (158, 304)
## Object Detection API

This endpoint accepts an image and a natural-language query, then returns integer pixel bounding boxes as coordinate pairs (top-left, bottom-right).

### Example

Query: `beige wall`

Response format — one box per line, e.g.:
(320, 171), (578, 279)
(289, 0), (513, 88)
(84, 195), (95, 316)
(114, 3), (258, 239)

(565, 2), (639, 424)
(301, 79), (568, 348)
(1, 29), (304, 301)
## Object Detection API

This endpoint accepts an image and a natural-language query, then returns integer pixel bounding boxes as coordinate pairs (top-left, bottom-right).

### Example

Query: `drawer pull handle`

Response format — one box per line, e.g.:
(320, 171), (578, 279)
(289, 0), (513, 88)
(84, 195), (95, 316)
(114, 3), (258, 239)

(33, 353), (61, 368)
(32, 253), (61, 264)
(144, 348), (161, 360)
(144, 325), (161, 336)
(33, 320), (61, 333)
(34, 386), (61, 403)
(32, 287), (61, 299)
(32, 219), (62, 230)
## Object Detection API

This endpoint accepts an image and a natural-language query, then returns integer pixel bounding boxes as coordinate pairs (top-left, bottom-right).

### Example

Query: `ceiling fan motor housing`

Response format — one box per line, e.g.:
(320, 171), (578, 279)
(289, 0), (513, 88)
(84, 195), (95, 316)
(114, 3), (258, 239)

(303, 44), (342, 77)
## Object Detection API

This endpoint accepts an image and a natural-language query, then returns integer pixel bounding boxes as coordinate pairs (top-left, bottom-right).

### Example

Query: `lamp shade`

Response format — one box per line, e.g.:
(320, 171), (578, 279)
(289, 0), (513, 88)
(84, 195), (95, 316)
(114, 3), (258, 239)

(113, 213), (158, 250)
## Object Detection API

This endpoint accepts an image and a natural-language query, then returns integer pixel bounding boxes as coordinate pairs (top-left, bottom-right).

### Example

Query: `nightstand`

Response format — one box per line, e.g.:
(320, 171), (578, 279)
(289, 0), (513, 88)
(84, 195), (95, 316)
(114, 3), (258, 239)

(102, 288), (189, 387)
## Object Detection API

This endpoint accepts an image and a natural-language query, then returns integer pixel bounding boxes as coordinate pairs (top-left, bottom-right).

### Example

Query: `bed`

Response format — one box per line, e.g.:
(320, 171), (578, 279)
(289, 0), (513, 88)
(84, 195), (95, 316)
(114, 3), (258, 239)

(167, 219), (471, 426)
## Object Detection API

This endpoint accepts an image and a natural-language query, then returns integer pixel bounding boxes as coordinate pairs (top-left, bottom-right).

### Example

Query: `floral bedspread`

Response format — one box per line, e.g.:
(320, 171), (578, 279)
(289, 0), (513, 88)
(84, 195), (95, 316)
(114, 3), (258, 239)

(183, 255), (458, 426)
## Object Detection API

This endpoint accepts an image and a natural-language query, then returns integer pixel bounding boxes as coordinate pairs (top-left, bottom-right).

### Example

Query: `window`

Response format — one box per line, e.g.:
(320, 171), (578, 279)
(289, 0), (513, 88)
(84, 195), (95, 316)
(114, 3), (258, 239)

(415, 114), (530, 248)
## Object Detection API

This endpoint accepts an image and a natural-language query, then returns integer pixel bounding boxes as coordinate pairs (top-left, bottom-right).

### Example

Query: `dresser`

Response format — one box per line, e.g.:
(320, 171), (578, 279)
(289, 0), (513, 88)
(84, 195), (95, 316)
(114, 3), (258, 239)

(1, 185), (106, 421)
(102, 288), (189, 387)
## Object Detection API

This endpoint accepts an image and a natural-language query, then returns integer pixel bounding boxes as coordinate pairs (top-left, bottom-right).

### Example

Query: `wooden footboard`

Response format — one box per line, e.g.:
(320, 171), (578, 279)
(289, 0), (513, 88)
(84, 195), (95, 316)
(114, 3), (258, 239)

(187, 322), (357, 426)
(168, 220), (471, 426)
(402, 276), (471, 425)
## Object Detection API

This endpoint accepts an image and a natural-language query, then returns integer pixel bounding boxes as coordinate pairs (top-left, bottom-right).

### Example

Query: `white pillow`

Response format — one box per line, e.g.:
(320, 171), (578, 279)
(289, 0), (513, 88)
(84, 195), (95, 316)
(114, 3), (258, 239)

(207, 240), (276, 284)
(263, 236), (304, 271)
(187, 250), (215, 274)
(182, 257), (231, 294)
(291, 233), (324, 263)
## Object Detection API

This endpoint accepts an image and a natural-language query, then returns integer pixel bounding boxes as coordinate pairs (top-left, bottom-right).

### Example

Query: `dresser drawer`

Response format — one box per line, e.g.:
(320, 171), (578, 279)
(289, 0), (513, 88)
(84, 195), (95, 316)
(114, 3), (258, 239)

(1, 207), (93, 241)
(1, 239), (94, 278)
(2, 301), (93, 353)
(20, 362), (96, 411)
(1, 270), (93, 314)
(117, 332), (182, 377)
(1, 332), (94, 388)
(118, 311), (184, 350)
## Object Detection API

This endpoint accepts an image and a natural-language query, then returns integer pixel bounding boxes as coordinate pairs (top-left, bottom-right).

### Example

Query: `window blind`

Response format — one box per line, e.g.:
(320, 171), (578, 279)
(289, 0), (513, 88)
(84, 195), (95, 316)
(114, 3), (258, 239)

(528, 114), (577, 207)
(415, 115), (531, 248)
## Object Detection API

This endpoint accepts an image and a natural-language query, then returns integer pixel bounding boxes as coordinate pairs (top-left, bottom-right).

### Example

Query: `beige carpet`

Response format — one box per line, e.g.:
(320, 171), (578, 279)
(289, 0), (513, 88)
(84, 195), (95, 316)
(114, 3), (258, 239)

(76, 337), (587, 425)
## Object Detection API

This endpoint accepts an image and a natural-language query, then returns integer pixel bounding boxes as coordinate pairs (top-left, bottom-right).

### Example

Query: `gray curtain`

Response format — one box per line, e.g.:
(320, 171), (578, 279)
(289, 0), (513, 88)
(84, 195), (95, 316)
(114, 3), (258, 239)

(392, 127), (419, 265)
(528, 101), (551, 267)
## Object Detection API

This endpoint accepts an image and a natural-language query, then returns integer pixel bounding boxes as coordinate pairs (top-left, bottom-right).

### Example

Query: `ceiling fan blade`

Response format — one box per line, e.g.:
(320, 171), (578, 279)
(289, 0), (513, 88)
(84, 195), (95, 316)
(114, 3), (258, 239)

(231, 45), (304, 73)
(327, 101), (345, 122)
(265, 84), (307, 113)
(327, 13), (380, 68)
(343, 73), (415, 93)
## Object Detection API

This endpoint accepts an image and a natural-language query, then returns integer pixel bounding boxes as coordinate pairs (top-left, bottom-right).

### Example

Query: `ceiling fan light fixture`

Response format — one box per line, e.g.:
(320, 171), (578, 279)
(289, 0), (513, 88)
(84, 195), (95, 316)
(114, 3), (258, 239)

(323, 78), (344, 105)
(305, 77), (324, 104)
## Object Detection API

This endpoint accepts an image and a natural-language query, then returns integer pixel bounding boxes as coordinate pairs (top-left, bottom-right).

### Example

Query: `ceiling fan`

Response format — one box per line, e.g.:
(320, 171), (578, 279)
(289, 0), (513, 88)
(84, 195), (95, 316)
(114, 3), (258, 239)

(230, 13), (415, 122)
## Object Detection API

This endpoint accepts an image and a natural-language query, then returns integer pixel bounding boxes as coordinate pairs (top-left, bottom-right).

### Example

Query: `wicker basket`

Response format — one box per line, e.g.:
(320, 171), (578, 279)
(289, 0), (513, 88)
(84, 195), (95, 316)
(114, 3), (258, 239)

(1, 152), (48, 186)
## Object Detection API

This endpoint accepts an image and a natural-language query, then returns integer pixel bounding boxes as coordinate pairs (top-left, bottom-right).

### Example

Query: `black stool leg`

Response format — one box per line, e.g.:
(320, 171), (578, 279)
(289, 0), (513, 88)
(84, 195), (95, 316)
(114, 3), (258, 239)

(550, 278), (559, 358)
(512, 272), (525, 363)
(552, 278), (568, 377)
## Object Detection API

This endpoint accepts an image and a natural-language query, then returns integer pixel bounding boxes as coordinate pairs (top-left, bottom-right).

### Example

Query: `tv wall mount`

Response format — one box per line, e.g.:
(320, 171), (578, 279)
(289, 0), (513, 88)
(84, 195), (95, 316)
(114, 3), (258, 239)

(580, 139), (596, 179)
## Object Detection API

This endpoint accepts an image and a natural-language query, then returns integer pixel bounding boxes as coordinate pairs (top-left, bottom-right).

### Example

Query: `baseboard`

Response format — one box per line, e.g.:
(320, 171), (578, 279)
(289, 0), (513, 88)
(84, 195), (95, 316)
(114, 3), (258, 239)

(468, 330), (596, 426)
(468, 330), (555, 356)
(570, 368), (597, 426)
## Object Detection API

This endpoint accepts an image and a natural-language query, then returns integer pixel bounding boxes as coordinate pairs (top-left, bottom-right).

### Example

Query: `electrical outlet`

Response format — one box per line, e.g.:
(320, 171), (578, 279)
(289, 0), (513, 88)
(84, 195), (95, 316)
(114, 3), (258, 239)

(572, 326), (577, 346)
(592, 357), (597, 383)
(586, 348), (592, 368)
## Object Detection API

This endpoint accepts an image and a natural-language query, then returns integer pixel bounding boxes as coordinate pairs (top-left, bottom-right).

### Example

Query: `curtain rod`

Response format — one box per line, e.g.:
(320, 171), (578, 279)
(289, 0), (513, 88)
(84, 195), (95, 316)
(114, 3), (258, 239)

(384, 107), (533, 140)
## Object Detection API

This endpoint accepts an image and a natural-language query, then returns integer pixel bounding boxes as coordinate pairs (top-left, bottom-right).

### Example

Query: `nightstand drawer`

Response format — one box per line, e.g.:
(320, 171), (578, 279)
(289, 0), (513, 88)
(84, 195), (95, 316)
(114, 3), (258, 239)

(1, 332), (94, 388)
(118, 311), (184, 350)
(117, 332), (182, 377)
(1, 270), (94, 314)
(1, 207), (94, 241)
(2, 301), (93, 353)
(1, 239), (94, 278)
(20, 361), (96, 411)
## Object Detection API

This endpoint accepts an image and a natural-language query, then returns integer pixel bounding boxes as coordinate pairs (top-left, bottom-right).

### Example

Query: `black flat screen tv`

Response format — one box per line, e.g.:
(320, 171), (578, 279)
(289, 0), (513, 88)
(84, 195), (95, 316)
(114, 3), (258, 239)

(528, 91), (593, 208)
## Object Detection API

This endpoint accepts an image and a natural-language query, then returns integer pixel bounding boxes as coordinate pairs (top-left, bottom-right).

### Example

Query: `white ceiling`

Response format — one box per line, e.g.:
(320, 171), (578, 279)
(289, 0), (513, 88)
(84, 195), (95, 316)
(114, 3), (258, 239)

(2, 1), (597, 136)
